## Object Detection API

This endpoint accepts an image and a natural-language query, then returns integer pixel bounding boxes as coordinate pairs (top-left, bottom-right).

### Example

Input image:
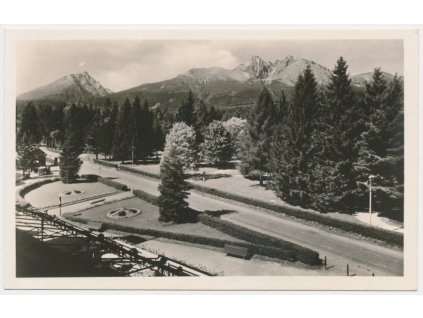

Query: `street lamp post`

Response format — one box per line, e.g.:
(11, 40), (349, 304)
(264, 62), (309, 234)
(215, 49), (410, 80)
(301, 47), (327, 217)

(368, 175), (375, 226)
(202, 171), (206, 196)
(130, 146), (135, 165)
(59, 194), (62, 216)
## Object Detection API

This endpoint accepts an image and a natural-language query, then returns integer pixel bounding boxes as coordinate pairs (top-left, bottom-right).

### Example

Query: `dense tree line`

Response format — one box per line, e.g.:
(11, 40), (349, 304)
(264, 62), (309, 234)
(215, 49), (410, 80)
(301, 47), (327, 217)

(17, 61), (404, 220)
(252, 58), (404, 219)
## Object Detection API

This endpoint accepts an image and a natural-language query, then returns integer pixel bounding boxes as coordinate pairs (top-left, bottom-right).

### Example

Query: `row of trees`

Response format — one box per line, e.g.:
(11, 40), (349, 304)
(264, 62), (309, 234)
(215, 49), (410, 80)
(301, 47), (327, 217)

(16, 90), (230, 184)
(238, 58), (403, 218)
(17, 58), (403, 220)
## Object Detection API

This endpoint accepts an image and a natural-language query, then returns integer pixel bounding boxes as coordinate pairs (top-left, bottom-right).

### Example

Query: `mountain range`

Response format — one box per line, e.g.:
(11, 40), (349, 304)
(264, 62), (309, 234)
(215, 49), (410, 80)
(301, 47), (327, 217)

(17, 55), (399, 108)
(17, 71), (112, 103)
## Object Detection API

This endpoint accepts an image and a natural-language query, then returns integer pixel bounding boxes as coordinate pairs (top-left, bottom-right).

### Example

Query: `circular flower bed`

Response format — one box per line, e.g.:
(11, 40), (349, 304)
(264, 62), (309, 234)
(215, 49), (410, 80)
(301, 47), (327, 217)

(107, 207), (141, 219)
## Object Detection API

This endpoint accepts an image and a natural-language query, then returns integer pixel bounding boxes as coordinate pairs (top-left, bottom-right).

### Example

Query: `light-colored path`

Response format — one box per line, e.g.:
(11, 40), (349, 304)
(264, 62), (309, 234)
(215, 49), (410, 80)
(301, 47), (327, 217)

(354, 212), (404, 233)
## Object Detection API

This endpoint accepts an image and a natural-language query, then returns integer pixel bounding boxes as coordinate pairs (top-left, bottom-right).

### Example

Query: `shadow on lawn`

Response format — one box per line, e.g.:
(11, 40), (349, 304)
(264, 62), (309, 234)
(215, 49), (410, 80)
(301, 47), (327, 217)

(159, 208), (201, 224)
(189, 173), (231, 181)
(204, 209), (237, 217)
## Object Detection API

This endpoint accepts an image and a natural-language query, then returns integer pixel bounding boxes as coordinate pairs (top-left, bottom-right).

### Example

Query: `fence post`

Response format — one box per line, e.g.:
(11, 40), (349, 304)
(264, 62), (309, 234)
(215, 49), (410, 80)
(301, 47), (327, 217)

(324, 256), (327, 270)
(347, 264), (349, 276)
(41, 218), (44, 242)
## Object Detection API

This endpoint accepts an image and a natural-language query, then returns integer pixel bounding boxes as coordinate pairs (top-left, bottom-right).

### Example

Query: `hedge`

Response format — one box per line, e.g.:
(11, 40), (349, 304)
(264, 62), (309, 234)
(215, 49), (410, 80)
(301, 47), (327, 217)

(119, 165), (160, 179)
(133, 189), (159, 205)
(79, 174), (99, 182)
(98, 176), (129, 191)
(98, 188), (320, 265)
(17, 178), (60, 204)
(93, 159), (118, 168)
(190, 183), (403, 247)
(92, 157), (402, 246)
(64, 215), (310, 264)
(198, 214), (320, 265)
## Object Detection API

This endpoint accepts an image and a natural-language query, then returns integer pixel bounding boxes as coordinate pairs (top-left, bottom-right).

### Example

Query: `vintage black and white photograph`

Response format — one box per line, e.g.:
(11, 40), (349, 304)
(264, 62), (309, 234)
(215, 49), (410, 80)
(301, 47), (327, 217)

(4, 28), (419, 289)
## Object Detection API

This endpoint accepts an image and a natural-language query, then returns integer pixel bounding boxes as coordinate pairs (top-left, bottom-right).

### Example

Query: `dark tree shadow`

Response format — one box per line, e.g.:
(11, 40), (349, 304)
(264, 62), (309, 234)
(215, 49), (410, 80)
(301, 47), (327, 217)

(195, 162), (236, 169)
(189, 173), (231, 181)
(177, 208), (201, 223)
(205, 209), (237, 217)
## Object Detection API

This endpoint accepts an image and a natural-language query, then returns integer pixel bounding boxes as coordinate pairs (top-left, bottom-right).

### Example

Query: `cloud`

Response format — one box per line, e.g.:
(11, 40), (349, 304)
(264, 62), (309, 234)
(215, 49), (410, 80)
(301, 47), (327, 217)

(17, 39), (403, 94)
(97, 41), (240, 91)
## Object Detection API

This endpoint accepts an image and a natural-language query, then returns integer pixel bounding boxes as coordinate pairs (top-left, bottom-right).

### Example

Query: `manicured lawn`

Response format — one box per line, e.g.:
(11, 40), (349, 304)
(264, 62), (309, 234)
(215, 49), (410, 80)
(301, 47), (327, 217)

(68, 197), (243, 241)
(24, 180), (118, 208)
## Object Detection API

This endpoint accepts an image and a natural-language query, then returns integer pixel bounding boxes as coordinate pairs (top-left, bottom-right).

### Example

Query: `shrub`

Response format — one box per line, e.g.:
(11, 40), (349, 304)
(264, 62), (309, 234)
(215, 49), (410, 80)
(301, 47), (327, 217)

(98, 176), (129, 191)
(133, 189), (159, 205)
(80, 174), (99, 182)
(92, 159), (118, 168)
(92, 155), (403, 246)
(63, 216), (311, 264)
(17, 178), (59, 204)
(198, 214), (320, 265)
(119, 165), (160, 179)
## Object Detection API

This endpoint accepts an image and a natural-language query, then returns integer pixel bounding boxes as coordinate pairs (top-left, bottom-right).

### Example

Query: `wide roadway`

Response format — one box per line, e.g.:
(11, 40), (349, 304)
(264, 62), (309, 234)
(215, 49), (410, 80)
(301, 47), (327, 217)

(79, 158), (403, 276)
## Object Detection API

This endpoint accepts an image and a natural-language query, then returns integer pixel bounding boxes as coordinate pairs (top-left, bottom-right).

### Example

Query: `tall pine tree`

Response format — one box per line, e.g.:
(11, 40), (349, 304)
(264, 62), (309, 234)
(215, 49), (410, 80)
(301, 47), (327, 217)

(18, 102), (41, 145)
(176, 91), (195, 126)
(241, 86), (279, 185)
(270, 66), (320, 206)
(112, 98), (132, 163)
(152, 107), (166, 158)
(357, 71), (404, 219)
(59, 104), (84, 183)
(158, 148), (190, 223)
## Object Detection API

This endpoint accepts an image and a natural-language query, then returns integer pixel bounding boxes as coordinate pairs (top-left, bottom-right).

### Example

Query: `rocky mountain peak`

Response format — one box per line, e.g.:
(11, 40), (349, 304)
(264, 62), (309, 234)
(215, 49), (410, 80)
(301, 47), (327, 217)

(244, 55), (271, 79)
(17, 71), (112, 101)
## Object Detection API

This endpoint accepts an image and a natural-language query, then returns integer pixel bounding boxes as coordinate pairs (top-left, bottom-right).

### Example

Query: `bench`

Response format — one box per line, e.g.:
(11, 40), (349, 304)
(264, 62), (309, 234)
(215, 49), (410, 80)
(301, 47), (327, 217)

(86, 221), (104, 232)
(91, 198), (105, 204)
(224, 244), (249, 259)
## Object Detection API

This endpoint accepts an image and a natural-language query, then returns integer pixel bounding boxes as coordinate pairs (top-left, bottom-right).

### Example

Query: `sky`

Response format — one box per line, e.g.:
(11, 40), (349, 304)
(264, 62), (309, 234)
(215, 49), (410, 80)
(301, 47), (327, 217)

(17, 40), (403, 94)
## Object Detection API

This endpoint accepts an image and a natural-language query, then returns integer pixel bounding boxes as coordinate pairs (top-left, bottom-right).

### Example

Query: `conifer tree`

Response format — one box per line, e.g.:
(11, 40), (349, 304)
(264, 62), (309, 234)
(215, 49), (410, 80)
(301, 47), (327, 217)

(158, 149), (190, 223)
(194, 99), (209, 143)
(59, 104), (84, 183)
(64, 103), (84, 153)
(176, 91), (195, 126)
(357, 72), (404, 219)
(17, 143), (37, 176)
(152, 107), (166, 158)
(18, 102), (41, 145)
(276, 91), (289, 122)
(130, 96), (142, 163)
(270, 66), (320, 206)
(112, 98), (132, 163)
(85, 108), (102, 159)
(241, 86), (278, 185)
(308, 57), (363, 211)
(140, 99), (154, 160)
(99, 101), (118, 159)
(59, 130), (82, 183)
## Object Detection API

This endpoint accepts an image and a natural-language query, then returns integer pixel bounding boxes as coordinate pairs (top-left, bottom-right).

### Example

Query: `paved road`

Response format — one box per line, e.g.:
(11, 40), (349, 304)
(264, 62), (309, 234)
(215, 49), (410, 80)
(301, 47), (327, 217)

(79, 159), (403, 276)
